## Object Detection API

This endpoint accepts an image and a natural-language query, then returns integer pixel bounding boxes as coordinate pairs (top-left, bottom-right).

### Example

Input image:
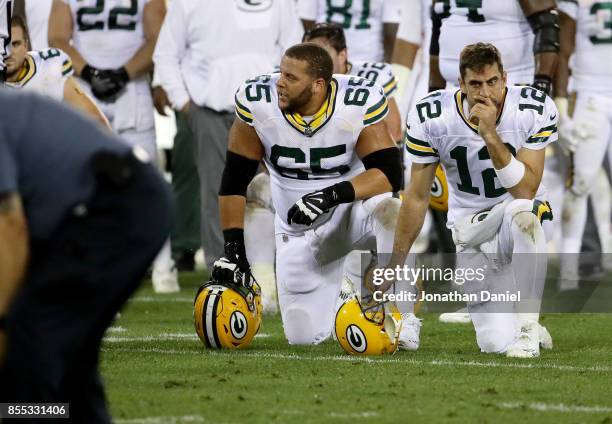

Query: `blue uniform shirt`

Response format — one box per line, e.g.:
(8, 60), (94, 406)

(0, 91), (131, 240)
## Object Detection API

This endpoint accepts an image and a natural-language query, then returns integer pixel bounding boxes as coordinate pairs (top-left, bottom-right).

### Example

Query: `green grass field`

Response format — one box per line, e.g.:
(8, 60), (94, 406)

(101, 272), (612, 424)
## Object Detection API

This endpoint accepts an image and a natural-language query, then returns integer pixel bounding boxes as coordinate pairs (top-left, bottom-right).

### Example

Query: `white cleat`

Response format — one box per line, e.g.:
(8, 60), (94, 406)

(152, 266), (180, 294)
(506, 320), (540, 358)
(439, 307), (471, 324)
(538, 323), (553, 350)
(398, 313), (422, 351)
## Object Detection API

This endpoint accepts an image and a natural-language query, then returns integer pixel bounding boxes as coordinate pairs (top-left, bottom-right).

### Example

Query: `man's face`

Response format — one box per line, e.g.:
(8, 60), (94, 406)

(459, 63), (507, 111)
(305, 37), (346, 74)
(6, 26), (28, 79)
(276, 56), (317, 113)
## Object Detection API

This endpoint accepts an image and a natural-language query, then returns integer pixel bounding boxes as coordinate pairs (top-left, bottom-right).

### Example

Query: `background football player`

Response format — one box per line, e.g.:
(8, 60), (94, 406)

(554, 0), (612, 286)
(5, 16), (108, 127)
(297, 0), (402, 62)
(47, 0), (178, 293)
(215, 43), (421, 348)
(383, 43), (556, 357)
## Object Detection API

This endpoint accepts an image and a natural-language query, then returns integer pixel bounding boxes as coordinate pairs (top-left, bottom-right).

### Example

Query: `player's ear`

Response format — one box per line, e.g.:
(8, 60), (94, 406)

(339, 49), (348, 70)
(502, 71), (507, 86)
(459, 77), (466, 94)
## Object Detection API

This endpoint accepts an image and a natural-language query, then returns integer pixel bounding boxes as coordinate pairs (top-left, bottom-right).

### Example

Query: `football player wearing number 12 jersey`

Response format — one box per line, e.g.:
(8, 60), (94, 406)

(386, 43), (557, 358)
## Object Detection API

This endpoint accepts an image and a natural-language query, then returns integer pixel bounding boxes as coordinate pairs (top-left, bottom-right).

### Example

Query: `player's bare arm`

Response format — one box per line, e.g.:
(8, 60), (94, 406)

(123, 0), (166, 80)
(48, 0), (87, 75)
(382, 22), (399, 63)
(63, 76), (111, 129)
(353, 120), (399, 199)
(390, 162), (437, 267)
(553, 11), (576, 101)
(519, 0), (559, 94)
(429, 1), (446, 91)
(219, 118), (264, 233)
(385, 97), (403, 141)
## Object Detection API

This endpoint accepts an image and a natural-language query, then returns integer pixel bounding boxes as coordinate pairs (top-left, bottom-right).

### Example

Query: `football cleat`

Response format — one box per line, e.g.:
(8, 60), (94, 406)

(398, 313), (422, 351)
(506, 320), (540, 358)
(538, 323), (553, 350)
(335, 296), (402, 356)
(438, 308), (472, 324)
(193, 277), (262, 349)
(152, 266), (180, 294)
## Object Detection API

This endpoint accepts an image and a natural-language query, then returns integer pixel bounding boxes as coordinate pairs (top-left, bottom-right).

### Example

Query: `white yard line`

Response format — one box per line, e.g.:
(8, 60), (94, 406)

(115, 415), (206, 424)
(129, 296), (194, 303)
(107, 326), (127, 333)
(102, 347), (612, 373)
(103, 333), (270, 343)
(498, 402), (612, 414)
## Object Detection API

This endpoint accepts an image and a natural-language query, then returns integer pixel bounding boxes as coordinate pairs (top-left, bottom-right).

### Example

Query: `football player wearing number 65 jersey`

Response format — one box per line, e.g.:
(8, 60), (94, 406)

(383, 43), (557, 358)
(214, 43), (410, 345)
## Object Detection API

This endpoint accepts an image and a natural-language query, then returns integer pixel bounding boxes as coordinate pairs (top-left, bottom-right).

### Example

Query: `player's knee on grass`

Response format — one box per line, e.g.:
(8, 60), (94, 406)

(283, 306), (318, 345)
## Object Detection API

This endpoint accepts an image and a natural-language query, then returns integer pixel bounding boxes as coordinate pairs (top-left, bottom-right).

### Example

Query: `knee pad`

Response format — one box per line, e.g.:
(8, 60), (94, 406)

(372, 197), (401, 231)
(283, 306), (316, 345)
(507, 199), (542, 234)
(570, 170), (596, 198)
(246, 173), (273, 211)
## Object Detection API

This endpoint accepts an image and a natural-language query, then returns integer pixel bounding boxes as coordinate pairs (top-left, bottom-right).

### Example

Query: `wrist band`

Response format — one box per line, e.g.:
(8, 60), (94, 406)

(495, 156), (525, 188)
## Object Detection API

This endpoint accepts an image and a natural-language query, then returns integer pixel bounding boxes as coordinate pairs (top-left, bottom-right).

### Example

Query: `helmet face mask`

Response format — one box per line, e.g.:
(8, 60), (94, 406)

(335, 295), (402, 356)
(193, 277), (263, 350)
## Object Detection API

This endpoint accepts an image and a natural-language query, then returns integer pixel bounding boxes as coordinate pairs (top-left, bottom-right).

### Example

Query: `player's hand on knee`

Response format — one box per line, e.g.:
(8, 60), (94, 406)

(287, 190), (332, 226)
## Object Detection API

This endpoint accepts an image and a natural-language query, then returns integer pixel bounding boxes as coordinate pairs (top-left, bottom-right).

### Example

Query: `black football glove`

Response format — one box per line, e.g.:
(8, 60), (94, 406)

(531, 75), (552, 96)
(82, 65), (130, 102)
(287, 182), (354, 226)
(211, 230), (253, 287)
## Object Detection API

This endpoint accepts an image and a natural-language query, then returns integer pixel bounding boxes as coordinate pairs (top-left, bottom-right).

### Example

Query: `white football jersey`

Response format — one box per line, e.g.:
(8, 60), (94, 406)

(405, 85), (558, 226)
(6, 48), (73, 100)
(558, 0), (612, 94)
(62, 0), (150, 69)
(435, 0), (534, 86)
(25, 0), (53, 50)
(0, 0), (10, 71)
(298, 0), (403, 62)
(235, 73), (389, 234)
(348, 60), (397, 97)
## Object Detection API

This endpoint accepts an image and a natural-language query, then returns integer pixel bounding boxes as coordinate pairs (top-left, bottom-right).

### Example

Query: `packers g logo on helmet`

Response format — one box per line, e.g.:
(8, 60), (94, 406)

(194, 281), (262, 349)
(430, 165), (449, 212)
(335, 297), (402, 356)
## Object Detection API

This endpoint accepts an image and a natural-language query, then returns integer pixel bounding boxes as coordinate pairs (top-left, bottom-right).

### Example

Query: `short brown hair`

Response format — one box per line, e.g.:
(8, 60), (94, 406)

(459, 43), (504, 79)
(302, 23), (347, 53)
(11, 14), (31, 50)
(284, 43), (334, 85)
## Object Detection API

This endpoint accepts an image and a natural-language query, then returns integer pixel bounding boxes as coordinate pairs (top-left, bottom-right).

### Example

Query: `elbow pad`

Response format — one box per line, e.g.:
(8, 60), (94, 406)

(218, 151), (260, 196)
(527, 9), (560, 54)
(362, 147), (403, 193)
